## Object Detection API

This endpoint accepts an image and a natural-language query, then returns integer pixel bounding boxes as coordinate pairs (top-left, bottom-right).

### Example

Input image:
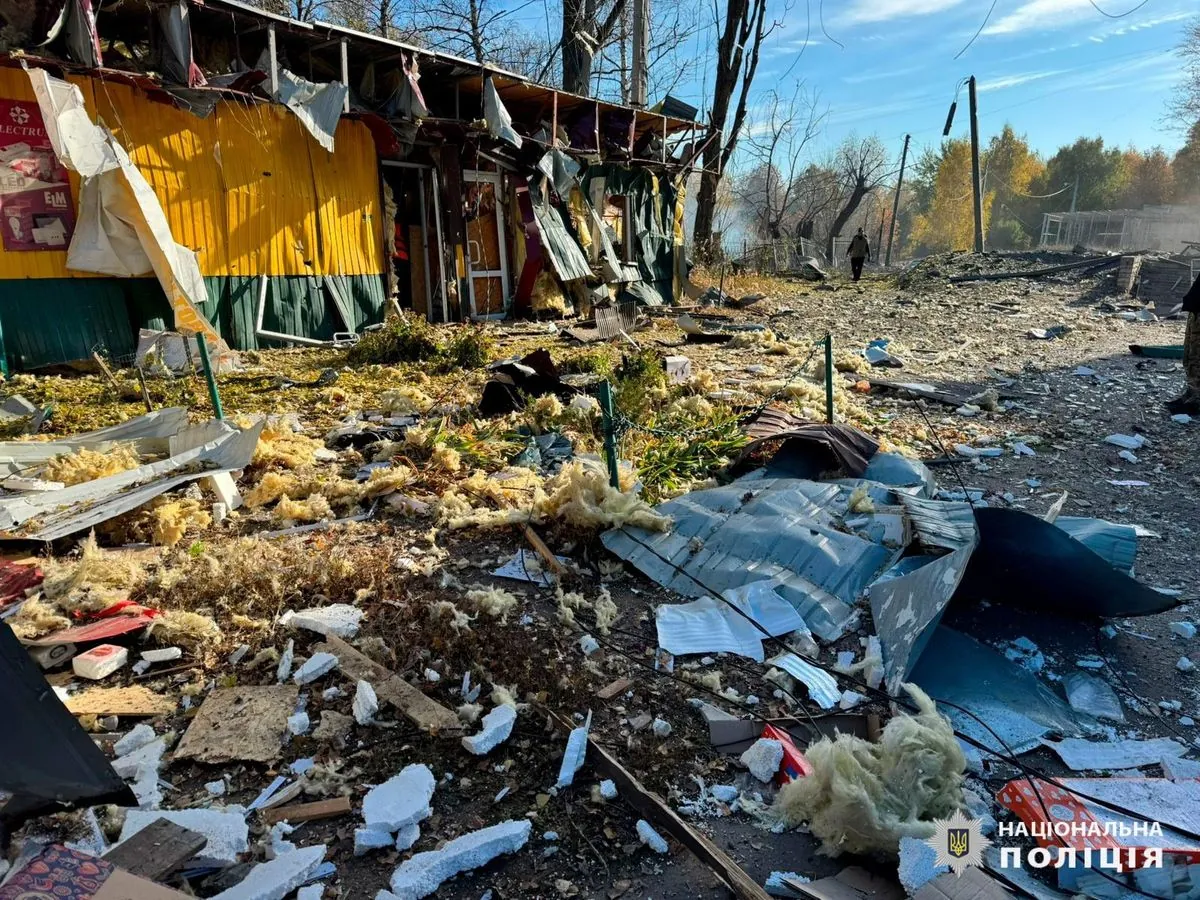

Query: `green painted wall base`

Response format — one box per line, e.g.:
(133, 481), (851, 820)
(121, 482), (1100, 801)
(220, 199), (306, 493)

(0, 273), (387, 371)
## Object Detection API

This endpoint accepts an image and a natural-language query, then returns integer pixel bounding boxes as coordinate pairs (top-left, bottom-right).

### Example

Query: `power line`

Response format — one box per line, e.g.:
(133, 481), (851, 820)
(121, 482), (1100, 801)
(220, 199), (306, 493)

(953, 0), (998, 60)
(1087, 0), (1154, 18)
(818, 0), (843, 50)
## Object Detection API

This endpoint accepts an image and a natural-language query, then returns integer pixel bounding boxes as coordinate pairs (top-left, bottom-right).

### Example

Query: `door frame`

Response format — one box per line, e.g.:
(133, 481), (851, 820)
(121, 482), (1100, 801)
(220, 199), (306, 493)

(380, 160), (441, 322)
(462, 168), (510, 320)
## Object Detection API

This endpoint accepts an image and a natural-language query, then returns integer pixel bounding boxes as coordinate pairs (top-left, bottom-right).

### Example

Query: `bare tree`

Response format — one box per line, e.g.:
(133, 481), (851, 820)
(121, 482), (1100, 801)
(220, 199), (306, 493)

(692, 0), (787, 260)
(1169, 16), (1200, 130)
(587, 0), (704, 103)
(402, 0), (550, 66)
(558, 0), (627, 95)
(733, 83), (823, 240)
(823, 134), (889, 259)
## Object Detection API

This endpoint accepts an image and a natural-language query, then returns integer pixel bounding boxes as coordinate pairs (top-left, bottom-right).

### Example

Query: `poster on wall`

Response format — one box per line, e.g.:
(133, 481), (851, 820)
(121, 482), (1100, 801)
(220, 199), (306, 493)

(0, 97), (75, 251)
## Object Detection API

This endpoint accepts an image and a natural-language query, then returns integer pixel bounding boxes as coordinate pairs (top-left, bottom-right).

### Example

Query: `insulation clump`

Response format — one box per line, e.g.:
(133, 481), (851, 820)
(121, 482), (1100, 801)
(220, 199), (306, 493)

(274, 494), (333, 524)
(848, 485), (875, 514)
(773, 684), (965, 857)
(7, 596), (71, 639)
(380, 386), (434, 415)
(431, 445), (462, 473)
(43, 444), (141, 485)
(146, 609), (223, 647)
(101, 497), (212, 547)
(248, 417), (324, 469)
(465, 586), (520, 623)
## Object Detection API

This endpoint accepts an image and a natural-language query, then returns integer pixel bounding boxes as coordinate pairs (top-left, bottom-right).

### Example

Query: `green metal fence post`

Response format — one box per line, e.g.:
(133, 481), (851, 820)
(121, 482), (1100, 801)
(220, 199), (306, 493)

(824, 332), (834, 424)
(195, 333), (224, 420)
(597, 380), (621, 490)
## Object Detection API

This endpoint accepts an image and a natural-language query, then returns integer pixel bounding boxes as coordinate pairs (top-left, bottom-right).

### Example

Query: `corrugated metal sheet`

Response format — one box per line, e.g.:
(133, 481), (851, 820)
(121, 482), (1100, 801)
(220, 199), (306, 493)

(0, 279), (139, 368)
(602, 474), (896, 641)
(309, 120), (384, 277)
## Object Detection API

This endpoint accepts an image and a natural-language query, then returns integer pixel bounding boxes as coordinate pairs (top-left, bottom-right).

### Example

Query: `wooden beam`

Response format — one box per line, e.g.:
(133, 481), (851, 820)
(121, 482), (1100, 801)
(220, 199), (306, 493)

(588, 738), (771, 900)
(340, 38), (350, 113)
(315, 635), (463, 735)
(261, 797), (352, 826)
(102, 818), (207, 881)
(267, 24), (279, 96)
(522, 524), (565, 577)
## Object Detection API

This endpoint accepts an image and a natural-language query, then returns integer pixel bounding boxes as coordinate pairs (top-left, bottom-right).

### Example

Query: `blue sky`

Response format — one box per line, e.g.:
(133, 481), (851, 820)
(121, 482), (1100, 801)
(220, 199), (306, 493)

(646, 0), (1194, 171)
(741, 0), (1193, 167)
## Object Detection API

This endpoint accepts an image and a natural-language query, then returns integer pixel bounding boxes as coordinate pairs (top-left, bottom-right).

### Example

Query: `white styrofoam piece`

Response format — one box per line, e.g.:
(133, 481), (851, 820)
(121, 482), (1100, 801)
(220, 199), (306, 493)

(462, 704), (517, 756)
(293, 652), (339, 685)
(363, 764), (436, 833)
(210, 844), (327, 900)
(119, 807), (250, 868)
(354, 680), (379, 725)
(740, 739), (784, 782)
(113, 723), (157, 757)
(281, 604), (364, 639)
(388, 819), (532, 899)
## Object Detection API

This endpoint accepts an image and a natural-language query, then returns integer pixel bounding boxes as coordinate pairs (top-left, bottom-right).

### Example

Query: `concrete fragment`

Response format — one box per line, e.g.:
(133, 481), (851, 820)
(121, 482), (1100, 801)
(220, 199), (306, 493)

(114, 723), (157, 756)
(388, 819), (532, 899)
(282, 604), (364, 639)
(651, 718), (672, 737)
(423, 668), (441, 683)
(636, 820), (668, 854)
(363, 764), (436, 832)
(355, 827), (394, 856)
(141, 646), (183, 663)
(297, 886), (324, 900)
(711, 785), (739, 803)
(898, 835), (949, 894)
(120, 807), (250, 868)
(229, 643), (251, 665)
(211, 844), (327, 900)
(293, 652), (339, 684)
(269, 822), (297, 857)
(277, 639), (295, 682)
(288, 711), (311, 736)
(1180, 657), (1196, 673)
(598, 780), (617, 800)
(395, 823), (420, 851)
(111, 737), (166, 780)
(1171, 622), (1197, 640)
(740, 738), (784, 783)
(72, 644), (128, 680)
(462, 704), (517, 756)
(354, 680), (379, 725)
(206, 779), (227, 796)
(1105, 434), (1145, 450)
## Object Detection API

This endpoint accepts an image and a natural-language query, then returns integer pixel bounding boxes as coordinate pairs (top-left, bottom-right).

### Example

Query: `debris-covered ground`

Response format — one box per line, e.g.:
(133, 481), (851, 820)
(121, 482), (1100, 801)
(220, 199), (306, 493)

(3, 249), (1198, 900)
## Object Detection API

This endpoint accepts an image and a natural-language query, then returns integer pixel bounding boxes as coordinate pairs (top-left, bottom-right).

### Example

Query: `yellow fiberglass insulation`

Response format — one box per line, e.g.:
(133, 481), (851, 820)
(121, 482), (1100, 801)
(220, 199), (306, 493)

(381, 386), (434, 416)
(773, 683), (965, 857)
(43, 444), (141, 485)
(539, 461), (671, 532)
(432, 445), (462, 472)
(274, 494), (333, 524)
(360, 464), (416, 499)
(247, 418), (324, 469)
(848, 484), (876, 514)
(145, 609), (223, 647)
(7, 596), (71, 639)
(465, 585), (520, 623)
(41, 533), (148, 604)
(100, 497), (212, 547)
(245, 471), (309, 508)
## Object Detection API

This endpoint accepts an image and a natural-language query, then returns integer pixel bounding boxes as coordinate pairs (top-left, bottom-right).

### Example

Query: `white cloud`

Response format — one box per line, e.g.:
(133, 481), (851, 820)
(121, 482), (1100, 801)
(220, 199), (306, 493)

(978, 70), (1064, 92)
(842, 65), (926, 85)
(1090, 10), (1194, 42)
(837, 0), (967, 26)
(984, 0), (1193, 37)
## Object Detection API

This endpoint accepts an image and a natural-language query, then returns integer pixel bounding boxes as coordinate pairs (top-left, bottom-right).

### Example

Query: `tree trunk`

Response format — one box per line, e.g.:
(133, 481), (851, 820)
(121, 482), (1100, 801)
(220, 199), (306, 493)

(826, 180), (869, 260)
(562, 0), (594, 95)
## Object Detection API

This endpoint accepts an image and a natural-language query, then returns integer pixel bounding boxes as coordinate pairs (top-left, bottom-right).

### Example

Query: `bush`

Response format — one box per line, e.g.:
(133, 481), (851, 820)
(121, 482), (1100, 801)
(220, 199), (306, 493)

(347, 313), (494, 372)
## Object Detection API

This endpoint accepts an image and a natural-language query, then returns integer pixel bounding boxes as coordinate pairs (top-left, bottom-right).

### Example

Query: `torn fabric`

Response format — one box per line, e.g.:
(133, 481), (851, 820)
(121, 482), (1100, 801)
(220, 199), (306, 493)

(484, 77), (522, 148)
(26, 68), (227, 357)
(156, 0), (206, 88)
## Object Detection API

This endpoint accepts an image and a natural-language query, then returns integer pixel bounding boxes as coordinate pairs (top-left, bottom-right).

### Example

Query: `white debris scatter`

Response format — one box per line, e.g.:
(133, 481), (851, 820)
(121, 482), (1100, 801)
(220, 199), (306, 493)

(297, 886), (324, 900)
(462, 704), (518, 756)
(838, 690), (865, 709)
(354, 680), (379, 725)
(1118, 449), (1139, 463)
(395, 823), (421, 852)
(711, 785), (739, 803)
(578, 634), (600, 656)
(281, 603), (364, 638)
(206, 779), (227, 796)
(1062, 672), (1125, 723)
(114, 723), (157, 757)
(287, 712), (311, 736)
(141, 646), (182, 663)
(119, 808), (250, 868)
(424, 668), (441, 683)
(387, 819), (532, 899)
(210, 845), (328, 900)
(635, 820), (669, 854)
(1172, 413), (1193, 424)
(229, 644), (250, 664)
(765, 872), (810, 893)
(1171, 622), (1197, 640)
(740, 738), (784, 783)
(598, 780), (618, 800)
(293, 652), (339, 684)
(1075, 656), (1106, 670)
(554, 716), (591, 789)
(543, 831), (559, 841)
(651, 717), (672, 737)
(1180, 657), (1196, 673)
(1105, 433), (1146, 450)
(363, 764), (437, 833)
(111, 738), (167, 780)
(277, 639), (295, 682)
(898, 835), (950, 894)
(355, 827), (394, 856)
(268, 822), (297, 857)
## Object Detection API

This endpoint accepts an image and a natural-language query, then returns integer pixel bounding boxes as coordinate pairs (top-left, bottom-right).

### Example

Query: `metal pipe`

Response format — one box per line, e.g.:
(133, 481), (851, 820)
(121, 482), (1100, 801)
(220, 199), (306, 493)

(598, 380), (621, 490)
(968, 76), (983, 253)
(267, 24), (279, 96)
(254, 274), (332, 347)
(195, 334), (224, 420)
(824, 333), (834, 424)
(430, 167), (449, 323)
(885, 134), (910, 267)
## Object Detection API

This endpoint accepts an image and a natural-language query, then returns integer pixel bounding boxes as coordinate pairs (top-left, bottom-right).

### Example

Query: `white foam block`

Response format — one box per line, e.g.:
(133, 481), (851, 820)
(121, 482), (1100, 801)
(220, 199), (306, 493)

(211, 845), (327, 900)
(363, 764), (436, 833)
(388, 819), (532, 899)
(120, 807), (250, 868)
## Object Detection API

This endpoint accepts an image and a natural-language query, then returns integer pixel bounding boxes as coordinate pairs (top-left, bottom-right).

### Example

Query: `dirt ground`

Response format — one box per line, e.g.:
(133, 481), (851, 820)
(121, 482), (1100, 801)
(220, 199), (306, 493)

(6, 250), (1198, 899)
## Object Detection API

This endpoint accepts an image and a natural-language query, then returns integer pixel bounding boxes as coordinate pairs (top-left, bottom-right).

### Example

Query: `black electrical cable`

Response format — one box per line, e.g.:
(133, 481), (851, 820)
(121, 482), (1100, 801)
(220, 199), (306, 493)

(1088, 0), (1153, 18)
(954, 0), (999, 60)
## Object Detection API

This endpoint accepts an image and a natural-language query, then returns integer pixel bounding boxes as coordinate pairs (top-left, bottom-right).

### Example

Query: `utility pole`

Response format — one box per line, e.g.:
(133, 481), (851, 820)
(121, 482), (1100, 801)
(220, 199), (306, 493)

(630, 0), (649, 107)
(968, 75), (983, 253)
(885, 133), (910, 267)
(1070, 176), (1079, 213)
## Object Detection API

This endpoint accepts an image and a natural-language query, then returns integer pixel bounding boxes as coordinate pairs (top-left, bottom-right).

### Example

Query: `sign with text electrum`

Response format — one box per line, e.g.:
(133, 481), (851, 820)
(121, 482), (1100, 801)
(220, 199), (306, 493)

(0, 97), (75, 251)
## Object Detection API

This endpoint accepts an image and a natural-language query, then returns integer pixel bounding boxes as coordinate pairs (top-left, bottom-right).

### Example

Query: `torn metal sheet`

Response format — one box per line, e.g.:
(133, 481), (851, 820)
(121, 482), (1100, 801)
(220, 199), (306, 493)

(256, 50), (348, 153)
(1041, 737), (1188, 772)
(654, 581), (808, 663)
(603, 475), (897, 640)
(895, 495), (977, 551)
(869, 542), (977, 693)
(0, 407), (190, 475)
(0, 420), (263, 541)
(957, 507), (1178, 617)
(740, 411), (879, 478)
(861, 452), (936, 496)
(910, 626), (1100, 755)
(1054, 516), (1138, 573)
(532, 202), (592, 283)
(767, 652), (841, 709)
(535, 150), (580, 197)
(484, 77), (522, 149)
(27, 68), (227, 359)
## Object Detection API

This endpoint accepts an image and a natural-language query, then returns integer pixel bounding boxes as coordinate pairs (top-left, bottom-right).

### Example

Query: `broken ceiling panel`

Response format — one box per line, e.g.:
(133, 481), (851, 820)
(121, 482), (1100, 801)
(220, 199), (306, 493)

(603, 475), (896, 640)
(896, 495), (978, 552)
(0, 407), (189, 475)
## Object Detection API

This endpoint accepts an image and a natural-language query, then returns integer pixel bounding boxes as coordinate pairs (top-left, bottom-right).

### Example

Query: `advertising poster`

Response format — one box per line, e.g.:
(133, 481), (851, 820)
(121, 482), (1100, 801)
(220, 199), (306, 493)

(0, 97), (75, 251)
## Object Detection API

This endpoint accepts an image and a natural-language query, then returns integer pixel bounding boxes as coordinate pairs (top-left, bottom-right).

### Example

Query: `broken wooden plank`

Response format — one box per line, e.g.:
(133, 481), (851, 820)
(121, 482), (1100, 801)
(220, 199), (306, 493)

(102, 818), (207, 881)
(595, 677), (635, 701)
(315, 635), (463, 736)
(174, 685), (298, 764)
(260, 797), (352, 826)
(588, 738), (771, 900)
(65, 685), (174, 717)
(522, 524), (566, 576)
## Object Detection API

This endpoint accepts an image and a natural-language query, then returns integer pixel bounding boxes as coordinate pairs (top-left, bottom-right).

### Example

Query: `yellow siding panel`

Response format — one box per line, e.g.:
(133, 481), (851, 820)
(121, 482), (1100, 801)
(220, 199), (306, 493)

(0, 69), (382, 280)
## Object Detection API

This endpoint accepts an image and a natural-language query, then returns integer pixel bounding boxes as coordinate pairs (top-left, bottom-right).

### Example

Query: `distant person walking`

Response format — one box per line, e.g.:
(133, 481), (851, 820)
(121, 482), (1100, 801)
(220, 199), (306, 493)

(1168, 273), (1200, 415)
(847, 228), (871, 282)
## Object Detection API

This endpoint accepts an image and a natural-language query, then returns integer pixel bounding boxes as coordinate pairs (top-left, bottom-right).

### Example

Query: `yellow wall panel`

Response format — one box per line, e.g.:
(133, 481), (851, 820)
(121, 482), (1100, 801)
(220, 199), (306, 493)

(0, 67), (383, 281)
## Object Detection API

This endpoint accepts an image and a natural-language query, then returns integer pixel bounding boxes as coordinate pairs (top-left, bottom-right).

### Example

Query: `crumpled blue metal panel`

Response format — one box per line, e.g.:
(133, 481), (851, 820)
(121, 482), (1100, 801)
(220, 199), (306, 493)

(602, 475), (897, 641)
(1055, 516), (1138, 573)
